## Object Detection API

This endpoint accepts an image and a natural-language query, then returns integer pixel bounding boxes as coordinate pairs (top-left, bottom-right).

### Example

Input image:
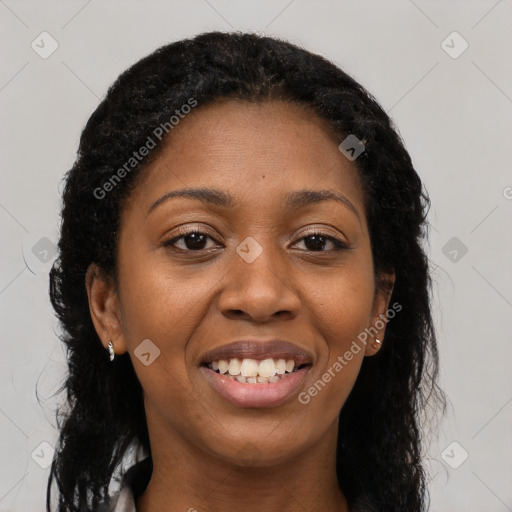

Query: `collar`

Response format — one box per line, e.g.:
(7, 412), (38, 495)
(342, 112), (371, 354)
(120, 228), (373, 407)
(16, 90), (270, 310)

(105, 457), (152, 512)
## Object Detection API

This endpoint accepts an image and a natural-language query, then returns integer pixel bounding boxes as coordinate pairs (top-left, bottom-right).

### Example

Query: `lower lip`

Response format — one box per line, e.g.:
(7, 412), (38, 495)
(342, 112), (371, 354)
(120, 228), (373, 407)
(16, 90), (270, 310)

(200, 366), (311, 408)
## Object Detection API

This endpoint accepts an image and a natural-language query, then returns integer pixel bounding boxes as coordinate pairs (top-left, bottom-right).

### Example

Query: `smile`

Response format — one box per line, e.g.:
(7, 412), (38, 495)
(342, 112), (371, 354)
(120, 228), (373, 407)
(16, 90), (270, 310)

(200, 357), (312, 408)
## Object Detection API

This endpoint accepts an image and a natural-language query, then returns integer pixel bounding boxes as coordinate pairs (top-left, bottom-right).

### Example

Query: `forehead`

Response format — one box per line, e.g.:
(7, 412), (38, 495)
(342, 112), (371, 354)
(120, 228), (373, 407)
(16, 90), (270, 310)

(125, 99), (366, 219)
(157, 99), (342, 165)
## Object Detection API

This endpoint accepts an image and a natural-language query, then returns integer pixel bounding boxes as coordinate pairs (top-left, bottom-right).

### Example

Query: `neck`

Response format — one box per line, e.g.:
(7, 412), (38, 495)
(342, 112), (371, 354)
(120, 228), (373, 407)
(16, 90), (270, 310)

(137, 412), (349, 512)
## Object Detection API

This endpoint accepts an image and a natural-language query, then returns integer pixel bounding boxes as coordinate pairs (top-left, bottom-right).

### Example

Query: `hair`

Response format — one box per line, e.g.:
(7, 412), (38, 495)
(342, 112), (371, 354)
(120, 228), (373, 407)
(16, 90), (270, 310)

(47, 31), (445, 512)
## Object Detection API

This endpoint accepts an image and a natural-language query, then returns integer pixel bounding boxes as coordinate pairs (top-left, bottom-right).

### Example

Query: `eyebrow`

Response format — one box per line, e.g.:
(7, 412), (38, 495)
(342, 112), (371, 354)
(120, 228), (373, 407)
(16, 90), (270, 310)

(147, 187), (360, 221)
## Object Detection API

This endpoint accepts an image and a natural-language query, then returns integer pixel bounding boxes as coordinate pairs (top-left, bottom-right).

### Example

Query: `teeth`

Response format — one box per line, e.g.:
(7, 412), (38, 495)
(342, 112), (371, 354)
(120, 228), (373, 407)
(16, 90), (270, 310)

(240, 358), (259, 377)
(209, 357), (302, 378)
(275, 359), (286, 374)
(228, 359), (241, 376)
(234, 374), (288, 384)
(258, 358), (276, 378)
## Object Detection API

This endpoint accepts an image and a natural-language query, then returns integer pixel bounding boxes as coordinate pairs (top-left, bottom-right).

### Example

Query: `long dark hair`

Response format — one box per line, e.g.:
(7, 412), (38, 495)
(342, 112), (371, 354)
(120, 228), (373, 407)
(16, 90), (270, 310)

(47, 31), (445, 512)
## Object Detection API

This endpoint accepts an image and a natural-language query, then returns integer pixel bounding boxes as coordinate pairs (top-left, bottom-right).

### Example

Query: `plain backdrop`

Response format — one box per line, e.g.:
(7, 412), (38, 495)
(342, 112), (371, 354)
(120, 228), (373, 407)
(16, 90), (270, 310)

(1, 1), (511, 511)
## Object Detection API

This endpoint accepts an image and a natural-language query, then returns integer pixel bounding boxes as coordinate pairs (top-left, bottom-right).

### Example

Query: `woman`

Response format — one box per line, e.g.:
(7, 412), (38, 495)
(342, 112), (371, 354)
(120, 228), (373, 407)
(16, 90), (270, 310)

(47, 31), (445, 512)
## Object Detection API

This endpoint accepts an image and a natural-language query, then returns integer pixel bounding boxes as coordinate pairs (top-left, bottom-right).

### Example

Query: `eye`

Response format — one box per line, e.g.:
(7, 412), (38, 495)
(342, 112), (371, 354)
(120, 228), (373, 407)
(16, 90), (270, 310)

(293, 231), (347, 252)
(162, 229), (220, 251)
(162, 228), (347, 253)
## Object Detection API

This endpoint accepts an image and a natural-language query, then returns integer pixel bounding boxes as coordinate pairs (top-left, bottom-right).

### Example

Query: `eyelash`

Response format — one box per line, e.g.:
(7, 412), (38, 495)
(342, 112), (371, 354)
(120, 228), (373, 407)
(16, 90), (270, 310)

(162, 228), (348, 253)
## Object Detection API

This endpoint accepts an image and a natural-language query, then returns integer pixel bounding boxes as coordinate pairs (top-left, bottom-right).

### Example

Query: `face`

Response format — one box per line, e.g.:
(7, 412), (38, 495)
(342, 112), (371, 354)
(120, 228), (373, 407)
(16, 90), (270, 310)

(87, 99), (394, 468)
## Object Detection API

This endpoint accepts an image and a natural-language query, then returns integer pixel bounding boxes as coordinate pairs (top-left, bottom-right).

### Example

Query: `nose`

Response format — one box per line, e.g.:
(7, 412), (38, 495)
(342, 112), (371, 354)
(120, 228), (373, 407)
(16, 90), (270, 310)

(218, 244), (301, 323)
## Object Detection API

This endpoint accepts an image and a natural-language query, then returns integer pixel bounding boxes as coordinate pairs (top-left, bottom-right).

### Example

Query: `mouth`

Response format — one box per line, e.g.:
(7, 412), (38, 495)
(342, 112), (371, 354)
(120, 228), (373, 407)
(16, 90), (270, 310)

(200, 363), (312, 408)
(198, 339), (314, 408)
(199, 339), (314, 368)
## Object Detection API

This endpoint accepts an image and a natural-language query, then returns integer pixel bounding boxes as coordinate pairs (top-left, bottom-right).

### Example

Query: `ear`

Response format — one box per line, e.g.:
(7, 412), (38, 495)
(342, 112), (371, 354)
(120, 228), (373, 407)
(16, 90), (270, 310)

(85, 263), (127, 356)
(364, 271), (396, 356)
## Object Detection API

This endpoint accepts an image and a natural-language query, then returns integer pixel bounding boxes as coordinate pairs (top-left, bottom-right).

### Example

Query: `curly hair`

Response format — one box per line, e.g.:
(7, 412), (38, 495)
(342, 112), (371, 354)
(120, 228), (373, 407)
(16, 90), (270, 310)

(47, 31), (445, 512)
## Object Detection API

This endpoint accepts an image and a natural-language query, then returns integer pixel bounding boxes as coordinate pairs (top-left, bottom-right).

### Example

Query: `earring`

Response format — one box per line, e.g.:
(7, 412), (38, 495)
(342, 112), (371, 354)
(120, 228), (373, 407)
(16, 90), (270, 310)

(108, 341), (115, 361)
(372, 339), (381, 350)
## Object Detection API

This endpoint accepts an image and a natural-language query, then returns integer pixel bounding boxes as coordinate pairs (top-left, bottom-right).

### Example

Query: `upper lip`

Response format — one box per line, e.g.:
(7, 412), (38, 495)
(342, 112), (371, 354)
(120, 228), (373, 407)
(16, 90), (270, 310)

(199, 339), (314, 366)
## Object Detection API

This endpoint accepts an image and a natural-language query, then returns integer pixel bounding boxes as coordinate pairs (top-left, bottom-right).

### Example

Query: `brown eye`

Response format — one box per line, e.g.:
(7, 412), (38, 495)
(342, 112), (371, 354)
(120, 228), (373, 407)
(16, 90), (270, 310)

(163, 231), (219, 251)
(294, 232), (347, 252)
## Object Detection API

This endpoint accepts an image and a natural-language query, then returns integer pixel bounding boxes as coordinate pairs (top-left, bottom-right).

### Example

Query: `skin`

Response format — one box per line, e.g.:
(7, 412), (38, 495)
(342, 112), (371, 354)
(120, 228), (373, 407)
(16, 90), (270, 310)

(86, 99), (395, 512)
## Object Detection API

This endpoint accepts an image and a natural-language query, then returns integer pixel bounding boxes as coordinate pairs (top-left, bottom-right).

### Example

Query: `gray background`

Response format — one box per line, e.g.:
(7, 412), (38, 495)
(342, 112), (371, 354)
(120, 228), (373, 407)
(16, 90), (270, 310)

(1, 0), (511, 510)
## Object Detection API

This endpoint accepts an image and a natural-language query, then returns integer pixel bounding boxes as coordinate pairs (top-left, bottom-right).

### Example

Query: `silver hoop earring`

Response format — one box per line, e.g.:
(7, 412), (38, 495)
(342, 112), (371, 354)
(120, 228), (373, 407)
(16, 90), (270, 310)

(372, 339), (381, 350)
(108, 341), (115, 361)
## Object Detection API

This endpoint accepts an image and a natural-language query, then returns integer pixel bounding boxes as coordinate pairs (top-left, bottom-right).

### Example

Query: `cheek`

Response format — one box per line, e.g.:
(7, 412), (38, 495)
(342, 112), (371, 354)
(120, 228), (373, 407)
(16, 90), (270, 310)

(116, 241), (210, 347)
(299, 263), (374, 411)
(298, 301), (369, 424)
(307, 266), (375, 351)
(115, 260), (205, 424)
